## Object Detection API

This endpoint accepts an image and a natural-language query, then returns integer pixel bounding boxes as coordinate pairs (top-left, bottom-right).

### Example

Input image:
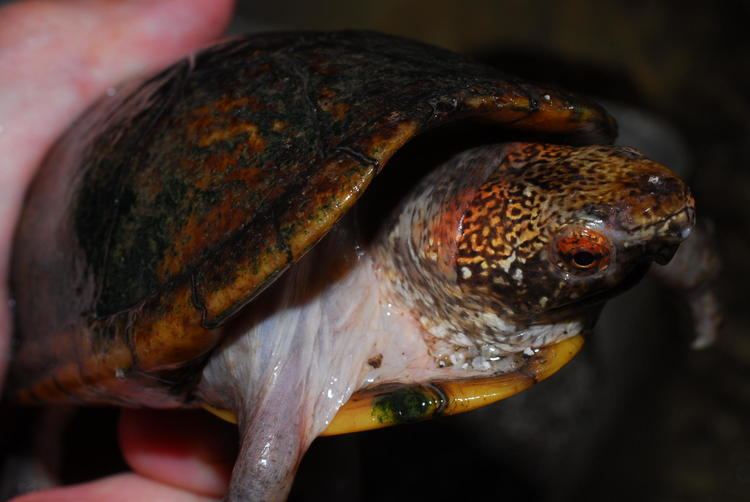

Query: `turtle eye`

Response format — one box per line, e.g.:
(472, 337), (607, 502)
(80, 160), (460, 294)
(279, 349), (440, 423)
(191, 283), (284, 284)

(554, 227), (611, 274)
(571, 250), (597, 269)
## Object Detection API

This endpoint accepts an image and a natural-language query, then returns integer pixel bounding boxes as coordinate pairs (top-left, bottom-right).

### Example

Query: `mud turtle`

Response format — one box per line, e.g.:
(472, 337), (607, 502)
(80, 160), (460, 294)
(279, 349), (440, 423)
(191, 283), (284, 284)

(10, 31), (695, 500)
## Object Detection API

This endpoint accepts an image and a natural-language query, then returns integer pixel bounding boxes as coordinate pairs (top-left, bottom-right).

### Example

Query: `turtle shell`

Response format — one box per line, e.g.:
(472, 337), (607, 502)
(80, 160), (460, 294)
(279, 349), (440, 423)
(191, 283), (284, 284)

(11, 31), (615, 407)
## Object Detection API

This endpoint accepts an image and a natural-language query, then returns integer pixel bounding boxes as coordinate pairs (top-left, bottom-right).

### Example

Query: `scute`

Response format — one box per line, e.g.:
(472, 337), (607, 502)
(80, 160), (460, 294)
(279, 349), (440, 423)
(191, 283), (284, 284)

(11, 31), (615, 405)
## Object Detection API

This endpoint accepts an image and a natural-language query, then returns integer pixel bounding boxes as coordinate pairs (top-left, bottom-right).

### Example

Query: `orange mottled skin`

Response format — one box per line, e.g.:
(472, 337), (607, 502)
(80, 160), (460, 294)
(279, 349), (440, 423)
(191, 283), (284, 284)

(378, 143), (694, 361)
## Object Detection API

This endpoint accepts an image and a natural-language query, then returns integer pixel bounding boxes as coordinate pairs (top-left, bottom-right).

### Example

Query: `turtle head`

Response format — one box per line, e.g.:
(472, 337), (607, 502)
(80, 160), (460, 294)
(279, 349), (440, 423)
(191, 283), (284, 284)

(379, 142), (694, 355)
(454, 143), (696, 322)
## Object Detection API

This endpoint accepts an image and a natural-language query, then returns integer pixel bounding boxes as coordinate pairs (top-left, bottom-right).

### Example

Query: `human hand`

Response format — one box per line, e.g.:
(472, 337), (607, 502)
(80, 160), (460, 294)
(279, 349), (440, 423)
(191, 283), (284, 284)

(12, 409), (238, 501)
(1, 1), (237, 499)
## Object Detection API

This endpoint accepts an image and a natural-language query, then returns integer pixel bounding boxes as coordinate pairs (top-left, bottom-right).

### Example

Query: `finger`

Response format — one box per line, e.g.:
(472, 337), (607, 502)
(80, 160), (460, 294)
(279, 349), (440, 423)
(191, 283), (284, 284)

(0, 0), (235, 180)
(119, 409), (238, 498)
(10, 472), (219, 502)
(0, 0), (235, 388)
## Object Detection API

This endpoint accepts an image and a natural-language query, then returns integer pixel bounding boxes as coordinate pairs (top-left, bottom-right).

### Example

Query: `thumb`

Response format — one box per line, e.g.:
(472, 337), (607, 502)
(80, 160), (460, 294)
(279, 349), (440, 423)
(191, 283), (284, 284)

(0, 0), (234, 390)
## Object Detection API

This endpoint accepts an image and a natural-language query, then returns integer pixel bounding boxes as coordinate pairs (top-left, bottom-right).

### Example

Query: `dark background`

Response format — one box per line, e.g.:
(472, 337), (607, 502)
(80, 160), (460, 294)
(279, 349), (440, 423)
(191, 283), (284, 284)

(3, 1), (749, 501)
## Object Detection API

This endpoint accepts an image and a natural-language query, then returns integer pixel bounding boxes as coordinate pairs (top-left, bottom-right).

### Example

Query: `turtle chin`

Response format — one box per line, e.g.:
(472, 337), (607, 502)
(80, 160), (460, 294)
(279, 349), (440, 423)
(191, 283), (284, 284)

(651, 242), (681, 265)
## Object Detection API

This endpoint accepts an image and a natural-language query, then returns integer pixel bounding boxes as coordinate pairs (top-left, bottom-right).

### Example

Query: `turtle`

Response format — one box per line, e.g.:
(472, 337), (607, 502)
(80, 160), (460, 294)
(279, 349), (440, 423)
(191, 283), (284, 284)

(9, 31), (696, 500)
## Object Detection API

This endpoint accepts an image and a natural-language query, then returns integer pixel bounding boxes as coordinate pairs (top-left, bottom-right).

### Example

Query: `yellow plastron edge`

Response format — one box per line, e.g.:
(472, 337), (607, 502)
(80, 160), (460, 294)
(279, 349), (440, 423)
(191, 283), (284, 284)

(202, 335), (584, 436)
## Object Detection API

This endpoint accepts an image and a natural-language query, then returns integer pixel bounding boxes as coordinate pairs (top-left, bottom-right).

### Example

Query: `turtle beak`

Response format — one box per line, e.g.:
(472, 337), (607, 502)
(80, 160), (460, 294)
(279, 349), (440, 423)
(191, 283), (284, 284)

(648, 205), (695, 265)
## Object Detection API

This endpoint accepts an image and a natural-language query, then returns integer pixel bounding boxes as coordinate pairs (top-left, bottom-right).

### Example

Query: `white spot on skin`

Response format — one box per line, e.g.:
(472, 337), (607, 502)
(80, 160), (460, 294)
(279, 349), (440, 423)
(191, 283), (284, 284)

(471, 356), (491, 370)
(479, 312), (515, 332)
(461, 266), (473, 279)
(543, 94), (551, 101)
(497, 252), (517, 272)
(453, 332), (473, 346)
(648, 175), (660, 184)
(512, 268), (523, 282)
(449, 352), (465, 366)
(115, 368), (125, 379)
(481, 344), (501, 360)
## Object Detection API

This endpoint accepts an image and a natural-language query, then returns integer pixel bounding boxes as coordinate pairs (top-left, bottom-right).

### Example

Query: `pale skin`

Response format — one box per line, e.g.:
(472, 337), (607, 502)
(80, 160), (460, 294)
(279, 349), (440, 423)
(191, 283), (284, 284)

(1, 1), (237, 499)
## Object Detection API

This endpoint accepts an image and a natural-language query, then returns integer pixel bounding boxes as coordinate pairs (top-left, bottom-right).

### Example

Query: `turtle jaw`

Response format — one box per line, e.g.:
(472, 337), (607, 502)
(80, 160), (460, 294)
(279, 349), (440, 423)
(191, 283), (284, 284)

(645, 205), (696, 265)
(651, 241), (682, 266)
(546, 201), (696, 319)
(615, 198), (696, 269)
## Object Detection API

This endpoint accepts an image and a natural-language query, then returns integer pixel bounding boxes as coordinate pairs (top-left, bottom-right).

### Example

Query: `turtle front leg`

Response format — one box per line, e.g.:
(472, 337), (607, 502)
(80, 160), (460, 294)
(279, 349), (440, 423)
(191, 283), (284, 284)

(227, 372), (312, 500)
(201, 313), (368, 501)
(197, 230), (387, 500)
(203, 313), (365, 501)
(651, 219), (722, 348)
